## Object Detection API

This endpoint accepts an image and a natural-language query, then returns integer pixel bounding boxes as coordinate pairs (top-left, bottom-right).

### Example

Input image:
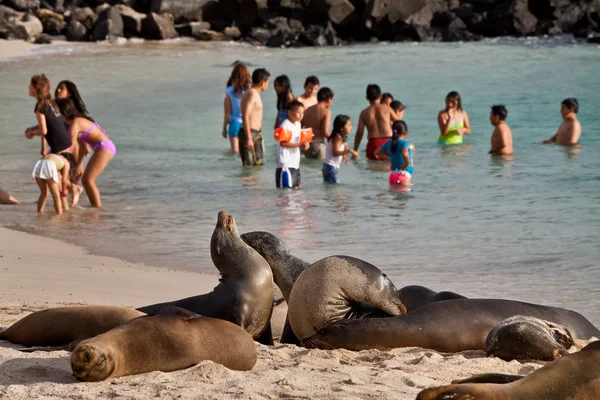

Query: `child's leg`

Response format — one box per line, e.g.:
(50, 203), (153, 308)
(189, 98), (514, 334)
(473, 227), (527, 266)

(35, 177), (48, 213)
(47, 179), (63, 215)
(229, 136), (239, 153)
(61, 162), (71, 197)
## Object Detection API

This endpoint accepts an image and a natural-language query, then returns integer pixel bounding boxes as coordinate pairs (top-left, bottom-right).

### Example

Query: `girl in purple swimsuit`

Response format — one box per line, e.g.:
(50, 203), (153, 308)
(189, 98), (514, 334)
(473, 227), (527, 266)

(56, 98), (116, 208)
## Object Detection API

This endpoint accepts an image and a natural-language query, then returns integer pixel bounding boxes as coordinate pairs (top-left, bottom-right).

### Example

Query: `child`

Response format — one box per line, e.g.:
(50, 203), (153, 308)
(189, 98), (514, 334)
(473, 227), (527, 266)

(32, 153), (72, 214)
(381, 92), (394, 106)
(374, 120), (414, 186)
(222, 64), (251, 153)
(276, 101), (310, 189)
(296, 75), (319, 109)
(56, 98), (116, 208)
(274, 75), (294, 128)
(390, 100), (405, 120)
(322, 115), (360, 184)
(542, 98), (581, 144)
(488, 105), (513, 155)
(302, 87), (334, 159)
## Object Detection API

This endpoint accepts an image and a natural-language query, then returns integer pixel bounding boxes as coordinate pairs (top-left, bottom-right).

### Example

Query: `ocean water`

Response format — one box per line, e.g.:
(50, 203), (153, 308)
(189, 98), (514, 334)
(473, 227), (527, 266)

(1, 37), (599, 324)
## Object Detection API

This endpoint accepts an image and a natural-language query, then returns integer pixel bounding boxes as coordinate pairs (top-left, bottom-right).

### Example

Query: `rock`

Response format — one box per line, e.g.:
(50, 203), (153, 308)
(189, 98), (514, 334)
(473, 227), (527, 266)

(175, 21), (210, 36)
(114, 4), (145, 37)
(369, 0), (428, 24)
(588, 33), (600, 43)
(218, 0), (267, 34)
(3, 0), (40, 12)
(18, 12), (43, 38)
(298, 24), (328, 46)
(70, 7), (97, 30)
(328, 0), (356, 26)
(34, 32), (52, 43)
(141, 12), (179, 40)
(193, 28), (227, 40)
(289, 18), (304, 32)
(66, 19), (87, 41)
(266, 30), (285, 47)
(453, 4), (484, 30)
(224, 25), (241, 38)
(40, 0), (63, 13)
(207, 18), (228, 32)
(95, 3), (110, 15)
(90, 6), (123, 41)
(267, 16), (296, 40)
(36, 8), (65, 35)
(250, 26), (272, 44)
(556, 3), (584, 32)
(471, 0), (537, 36)
(150, 0), (220, 23)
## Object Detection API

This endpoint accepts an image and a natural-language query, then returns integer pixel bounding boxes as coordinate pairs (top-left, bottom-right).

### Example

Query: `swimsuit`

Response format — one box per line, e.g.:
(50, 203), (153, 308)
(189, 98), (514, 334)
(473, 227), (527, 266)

(438, 118), (464, 144)
(226, 86), (244, 137)
(32, 155), (64, 183)
(322, 136), (344, 184)
(276, 107), (288, 128)
(366, 137), (392, 160)
(36, 103), (72, 153)
(238, 129), (264, 166)
(303, 140), (326, 159)
(79, 122), (117, 156)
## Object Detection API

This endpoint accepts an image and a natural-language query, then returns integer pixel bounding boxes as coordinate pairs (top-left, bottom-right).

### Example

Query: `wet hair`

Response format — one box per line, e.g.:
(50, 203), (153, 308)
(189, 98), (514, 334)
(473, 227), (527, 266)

(381, 92), (394, 103)
(561, 98), (579, 113)
(317, 87), (334, 102)
(31, 74), (54, 113)
(55, 80), (90, 118)
(286, 100), (304, 112)
(226, 64), (251, 95)
(446, 91), (463, 111)
(491, 105), (508, 121)
(274, 75), (293, 112)
(56, 97), (92, 121)
(366, 84), (381, 102)
(252, 68), (271, 84)
(390, 100), (405, 112)
(304, 75), (319, 86)
(329, 114), (351, 142)
(390, 120), (408, 153)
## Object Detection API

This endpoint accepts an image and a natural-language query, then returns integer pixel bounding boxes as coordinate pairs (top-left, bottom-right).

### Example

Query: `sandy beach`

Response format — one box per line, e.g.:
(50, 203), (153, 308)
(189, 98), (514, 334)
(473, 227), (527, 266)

(0, 225), (547, 399)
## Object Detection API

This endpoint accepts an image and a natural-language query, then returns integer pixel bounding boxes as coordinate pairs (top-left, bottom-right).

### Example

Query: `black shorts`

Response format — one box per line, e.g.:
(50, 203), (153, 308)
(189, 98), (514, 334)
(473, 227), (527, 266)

(275, 167), (301, 188)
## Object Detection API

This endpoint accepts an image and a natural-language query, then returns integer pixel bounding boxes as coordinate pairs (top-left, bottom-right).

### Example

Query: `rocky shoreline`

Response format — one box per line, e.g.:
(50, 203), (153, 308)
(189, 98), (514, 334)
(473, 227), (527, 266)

(1, 0), (599, 47)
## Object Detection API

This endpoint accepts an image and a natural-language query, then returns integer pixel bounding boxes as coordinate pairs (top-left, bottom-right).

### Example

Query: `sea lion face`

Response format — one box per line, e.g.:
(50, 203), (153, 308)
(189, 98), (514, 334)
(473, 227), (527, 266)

(70, 343), (115, 382)
(353, 259), (406, 315)
(211, 211), (241, 268)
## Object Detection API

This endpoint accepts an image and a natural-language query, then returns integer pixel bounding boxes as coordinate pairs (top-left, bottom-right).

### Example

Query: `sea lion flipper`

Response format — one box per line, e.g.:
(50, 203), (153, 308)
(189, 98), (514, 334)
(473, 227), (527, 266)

(19, 345), (70, 353)
(452, 373), (524, 384)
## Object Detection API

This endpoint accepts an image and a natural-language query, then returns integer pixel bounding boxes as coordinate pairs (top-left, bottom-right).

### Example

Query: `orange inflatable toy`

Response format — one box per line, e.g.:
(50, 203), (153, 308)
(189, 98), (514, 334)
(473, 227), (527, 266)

(274, 127), (313, 143)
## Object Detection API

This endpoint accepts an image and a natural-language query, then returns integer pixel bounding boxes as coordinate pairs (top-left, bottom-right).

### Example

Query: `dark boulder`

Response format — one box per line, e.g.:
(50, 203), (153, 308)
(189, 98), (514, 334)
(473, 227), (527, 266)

(70, 7), (97, 30)
(114, 4), (145, 37)
(3, 0), (40, 12)
(193, 28), (227, 40)
(471, 0), (537, 37)
(266, 30), (286, 47)
(149, 0), (220, 23)
(90, 6), (123, 41)
(34, 32), (52, 42)
(66, 19), (87, 41)
(218, 0), (267, 34)
(250, 26), (272, 44)
(555, 2), (584, 32)
(141, 12), (179, 40)
(36, 8), (64, 35)
(224, 25), (241, 38)
(588, 33), (600, 43)
(328, 0), (357, 26)
(175, 21), (210, 36)
(453, 4), (484, 30)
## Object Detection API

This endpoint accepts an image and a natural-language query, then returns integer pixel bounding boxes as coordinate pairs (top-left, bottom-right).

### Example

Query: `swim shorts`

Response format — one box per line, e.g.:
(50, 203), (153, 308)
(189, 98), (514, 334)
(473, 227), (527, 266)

(366, 137), (391, 160)
(276, 167), (300, 188)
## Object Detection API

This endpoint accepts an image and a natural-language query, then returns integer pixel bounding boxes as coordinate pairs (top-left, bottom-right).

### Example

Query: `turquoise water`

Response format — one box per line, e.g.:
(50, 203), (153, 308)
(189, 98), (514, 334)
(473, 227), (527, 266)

(1, 38), (599, 324)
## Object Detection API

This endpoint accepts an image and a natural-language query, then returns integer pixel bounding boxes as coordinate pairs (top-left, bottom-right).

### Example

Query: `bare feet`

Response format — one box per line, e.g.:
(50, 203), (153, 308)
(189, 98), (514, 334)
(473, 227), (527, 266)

(71, 185), (83, 207)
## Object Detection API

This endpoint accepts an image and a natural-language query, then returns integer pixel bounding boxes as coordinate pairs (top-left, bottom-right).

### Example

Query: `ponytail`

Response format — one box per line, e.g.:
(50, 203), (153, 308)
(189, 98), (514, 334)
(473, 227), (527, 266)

(391, 120), (408, 153)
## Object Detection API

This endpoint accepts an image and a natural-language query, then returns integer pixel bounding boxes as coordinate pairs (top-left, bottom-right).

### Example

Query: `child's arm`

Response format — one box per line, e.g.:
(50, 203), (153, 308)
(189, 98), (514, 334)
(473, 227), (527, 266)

(40, 136), (48, 157)
(438, 110), (453, 134)
(542, 128), (559, 144)
(222, 95), (231, 138)
(374, 146), (390, 161)
(400, 147), (410, 171)
(279, 141), (303, 148)
(26, 113), (47, 139)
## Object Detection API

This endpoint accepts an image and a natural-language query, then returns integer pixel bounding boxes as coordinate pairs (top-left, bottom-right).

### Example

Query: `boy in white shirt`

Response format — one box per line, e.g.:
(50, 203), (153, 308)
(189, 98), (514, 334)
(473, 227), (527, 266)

(276, 100), (310, 188)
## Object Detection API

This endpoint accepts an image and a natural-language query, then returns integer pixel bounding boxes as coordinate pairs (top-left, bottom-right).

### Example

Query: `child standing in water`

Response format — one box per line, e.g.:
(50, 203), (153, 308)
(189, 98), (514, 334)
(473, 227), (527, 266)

(274, 75), (294, 128)
(276, 101), (310, 189)
(488, 105), (513, 155)
(322, 115), (360, 184)
(32, 153), (72, 214)
(375, 120), (414, 186)
(222, 64), (251, 153)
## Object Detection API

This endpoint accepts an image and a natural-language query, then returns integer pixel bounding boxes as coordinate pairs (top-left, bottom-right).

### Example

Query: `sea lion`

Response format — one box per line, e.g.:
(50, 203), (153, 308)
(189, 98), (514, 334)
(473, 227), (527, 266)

(416, 340), (600, 400)
(397, 285), (467, 312)
(0, 306), (145, 350)
(71, 308), (257, 381)
(486, 315), (575, 361)
(137, 211), (274, 343)
(288, 255), (406, 341)
(302, 298), (600, 352)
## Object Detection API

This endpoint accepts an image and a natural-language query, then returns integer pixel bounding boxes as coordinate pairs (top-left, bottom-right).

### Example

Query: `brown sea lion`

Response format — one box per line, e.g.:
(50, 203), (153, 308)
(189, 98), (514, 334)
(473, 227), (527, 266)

(70, 308), (257, 381)
(302, 299), (600, 352)
(0, 306), (145, 350)
(486, 315), (575, 361)
(137, 212), (274, 343)
(287, 255), (406, 341)
(417, 340), (600, 400)
(397, 285), (467, 312)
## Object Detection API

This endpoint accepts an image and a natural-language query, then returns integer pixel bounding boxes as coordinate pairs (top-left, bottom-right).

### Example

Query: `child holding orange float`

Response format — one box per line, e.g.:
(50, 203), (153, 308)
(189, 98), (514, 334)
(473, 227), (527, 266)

(274, 101), (311, 189)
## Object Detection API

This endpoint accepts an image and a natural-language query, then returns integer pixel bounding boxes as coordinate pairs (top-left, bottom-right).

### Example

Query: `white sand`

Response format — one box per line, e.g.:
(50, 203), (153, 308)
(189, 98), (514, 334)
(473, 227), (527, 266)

(0, 226), (545, 399)
(0, 39), (37, 59)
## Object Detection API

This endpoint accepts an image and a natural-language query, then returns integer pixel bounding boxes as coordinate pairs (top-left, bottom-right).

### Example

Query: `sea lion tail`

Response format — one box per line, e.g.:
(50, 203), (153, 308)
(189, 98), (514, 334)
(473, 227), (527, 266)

(416, 386), (477, 400)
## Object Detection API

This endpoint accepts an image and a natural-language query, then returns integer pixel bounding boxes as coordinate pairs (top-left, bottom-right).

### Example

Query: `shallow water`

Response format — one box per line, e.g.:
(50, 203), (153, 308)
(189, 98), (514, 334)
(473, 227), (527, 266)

(1, 37), (599, 324)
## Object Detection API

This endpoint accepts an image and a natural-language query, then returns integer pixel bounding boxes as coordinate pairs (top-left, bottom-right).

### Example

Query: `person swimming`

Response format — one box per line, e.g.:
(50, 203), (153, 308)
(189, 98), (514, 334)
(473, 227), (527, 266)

(437, 91), (471, 144)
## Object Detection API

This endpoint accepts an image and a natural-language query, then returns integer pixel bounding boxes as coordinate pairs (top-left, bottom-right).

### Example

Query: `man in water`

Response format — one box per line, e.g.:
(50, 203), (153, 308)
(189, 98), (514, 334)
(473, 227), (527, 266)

(240, 68), (270, 166)
(302, 87), (334, 160)
(353, 84), (399, 160)
(296, 75), (319, 109)
(542, 98), (581, 145)
(488, 105), (513, 155)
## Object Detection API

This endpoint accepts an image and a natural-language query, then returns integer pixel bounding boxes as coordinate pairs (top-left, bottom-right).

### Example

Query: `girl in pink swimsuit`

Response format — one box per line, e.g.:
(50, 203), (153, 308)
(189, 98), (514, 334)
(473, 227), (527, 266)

(56, 98), (116, 208)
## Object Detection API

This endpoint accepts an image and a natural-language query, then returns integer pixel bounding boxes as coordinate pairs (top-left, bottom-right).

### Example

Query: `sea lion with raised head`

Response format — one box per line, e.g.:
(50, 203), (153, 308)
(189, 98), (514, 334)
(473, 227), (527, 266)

(0, 306), (145, 350)
(137, 212), (274, 343)
(417, 340), (600, 400)
(302, 298), (600, 352)
(486, 315), (575, 361)
(287, 255), (406, 341)
(71, 308), (257, 381)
